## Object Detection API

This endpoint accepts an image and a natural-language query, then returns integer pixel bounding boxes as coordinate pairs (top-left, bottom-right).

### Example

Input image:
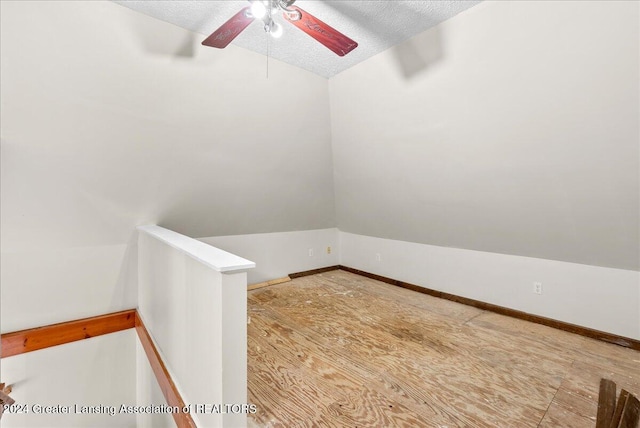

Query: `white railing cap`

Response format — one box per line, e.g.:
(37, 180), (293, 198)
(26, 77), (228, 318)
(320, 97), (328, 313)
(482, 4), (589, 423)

(137, 225), (256, 273)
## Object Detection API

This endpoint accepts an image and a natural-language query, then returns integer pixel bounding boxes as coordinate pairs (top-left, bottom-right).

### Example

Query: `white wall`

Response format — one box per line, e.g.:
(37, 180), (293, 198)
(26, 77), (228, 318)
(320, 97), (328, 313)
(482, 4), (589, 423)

(329, 0), (639, 271)
(340, 231), (640, 340)
(2, 3), (637, 424)
(137, 226), (252, 428)
(201, 228), (339, 283)
(0, 330), (137, 427)
(0, 243), (137, 333)
(0, 0), (335, 332)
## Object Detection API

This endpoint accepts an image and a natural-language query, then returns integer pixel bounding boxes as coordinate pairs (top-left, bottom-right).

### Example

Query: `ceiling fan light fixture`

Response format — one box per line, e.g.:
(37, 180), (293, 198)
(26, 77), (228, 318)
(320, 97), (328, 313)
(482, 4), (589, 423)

(270, 22), (283, 38)
(250, 1), (267, 20)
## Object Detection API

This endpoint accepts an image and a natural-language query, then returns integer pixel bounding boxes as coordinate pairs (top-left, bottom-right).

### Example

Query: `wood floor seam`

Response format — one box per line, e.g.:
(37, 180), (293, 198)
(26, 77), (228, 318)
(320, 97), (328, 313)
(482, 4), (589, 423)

(536, 359), (575, 428)
(462, 310), (486, 326)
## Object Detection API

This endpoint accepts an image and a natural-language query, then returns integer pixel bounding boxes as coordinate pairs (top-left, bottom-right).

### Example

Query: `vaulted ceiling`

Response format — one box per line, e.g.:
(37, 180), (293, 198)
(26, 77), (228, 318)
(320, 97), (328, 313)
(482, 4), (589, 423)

(114, 0), (481, 78)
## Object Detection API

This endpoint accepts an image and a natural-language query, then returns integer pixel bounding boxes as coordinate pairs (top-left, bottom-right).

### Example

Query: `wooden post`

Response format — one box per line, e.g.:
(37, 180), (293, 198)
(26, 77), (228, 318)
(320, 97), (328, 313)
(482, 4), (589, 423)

(615, 392), (640, 428)
(597, 379), (617, 428)
(610, 390), (630, 428)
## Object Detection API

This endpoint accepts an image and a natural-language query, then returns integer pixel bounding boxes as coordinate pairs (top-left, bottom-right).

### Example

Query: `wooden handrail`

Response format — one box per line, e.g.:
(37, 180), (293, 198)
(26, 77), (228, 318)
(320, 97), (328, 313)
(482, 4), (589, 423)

(135, 313), (197, 428)
(1, 309), (196, 427)
(1, 309), (136, 358)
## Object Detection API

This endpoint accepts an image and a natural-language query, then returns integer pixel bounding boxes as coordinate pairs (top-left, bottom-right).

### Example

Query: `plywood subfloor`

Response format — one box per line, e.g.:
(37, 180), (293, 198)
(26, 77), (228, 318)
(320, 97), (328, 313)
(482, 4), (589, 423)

(247, 270), (640, 427)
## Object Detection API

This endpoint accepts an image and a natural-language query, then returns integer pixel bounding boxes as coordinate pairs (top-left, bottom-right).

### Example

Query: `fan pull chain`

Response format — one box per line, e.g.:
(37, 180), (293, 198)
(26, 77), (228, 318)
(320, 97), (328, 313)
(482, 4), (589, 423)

(266, 0), (271, 78)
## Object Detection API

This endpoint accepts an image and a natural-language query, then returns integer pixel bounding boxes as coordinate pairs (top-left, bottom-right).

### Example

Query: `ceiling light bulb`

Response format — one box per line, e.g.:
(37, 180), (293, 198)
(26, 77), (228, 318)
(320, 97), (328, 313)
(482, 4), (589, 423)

(270, 22), (283, 38)
(250, 1), (267, 20)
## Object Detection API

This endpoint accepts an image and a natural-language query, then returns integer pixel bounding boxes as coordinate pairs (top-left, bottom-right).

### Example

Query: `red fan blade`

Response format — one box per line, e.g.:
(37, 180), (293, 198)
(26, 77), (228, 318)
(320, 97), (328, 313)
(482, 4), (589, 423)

(283, 6), (358, 57)
(202, 7), (253, 49)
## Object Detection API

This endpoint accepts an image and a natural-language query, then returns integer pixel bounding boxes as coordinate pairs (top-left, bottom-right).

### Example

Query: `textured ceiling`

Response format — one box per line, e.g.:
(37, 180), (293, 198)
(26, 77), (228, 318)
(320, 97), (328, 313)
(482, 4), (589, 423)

(113, 0), (482, 78)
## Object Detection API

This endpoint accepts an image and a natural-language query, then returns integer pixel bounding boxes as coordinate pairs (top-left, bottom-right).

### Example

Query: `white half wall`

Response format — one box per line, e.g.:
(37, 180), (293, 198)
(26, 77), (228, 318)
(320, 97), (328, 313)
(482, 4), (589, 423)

(137, 226), (253, 427)
(340, 231), (640, 340)
(0, 330), (136, 427)
(201, 228), (339, 284)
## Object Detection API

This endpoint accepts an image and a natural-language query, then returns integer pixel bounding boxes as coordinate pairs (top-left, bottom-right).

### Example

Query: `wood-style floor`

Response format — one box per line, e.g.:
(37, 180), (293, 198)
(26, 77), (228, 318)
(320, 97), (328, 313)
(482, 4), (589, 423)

(247, 270), (640, 427)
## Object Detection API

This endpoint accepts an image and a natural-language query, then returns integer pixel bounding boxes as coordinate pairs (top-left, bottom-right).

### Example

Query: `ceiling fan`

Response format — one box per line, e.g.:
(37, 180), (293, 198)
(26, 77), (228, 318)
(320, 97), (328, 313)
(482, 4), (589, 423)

(201, 0), (358, 57)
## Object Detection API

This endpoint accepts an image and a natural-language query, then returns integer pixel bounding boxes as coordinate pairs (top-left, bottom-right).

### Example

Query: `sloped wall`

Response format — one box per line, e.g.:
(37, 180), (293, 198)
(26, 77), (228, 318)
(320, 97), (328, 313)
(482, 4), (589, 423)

(329, 0), (639, 272)
(0, 0), (335, 331)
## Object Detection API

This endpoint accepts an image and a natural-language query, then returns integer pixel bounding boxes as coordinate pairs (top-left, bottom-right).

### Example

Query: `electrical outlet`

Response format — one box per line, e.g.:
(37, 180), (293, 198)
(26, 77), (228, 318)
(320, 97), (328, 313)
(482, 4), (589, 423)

(308, 249), (314, 257)
(533, 281), (543, 295)
(375, 253), (381, 262)
(327, 246), (331, 255)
